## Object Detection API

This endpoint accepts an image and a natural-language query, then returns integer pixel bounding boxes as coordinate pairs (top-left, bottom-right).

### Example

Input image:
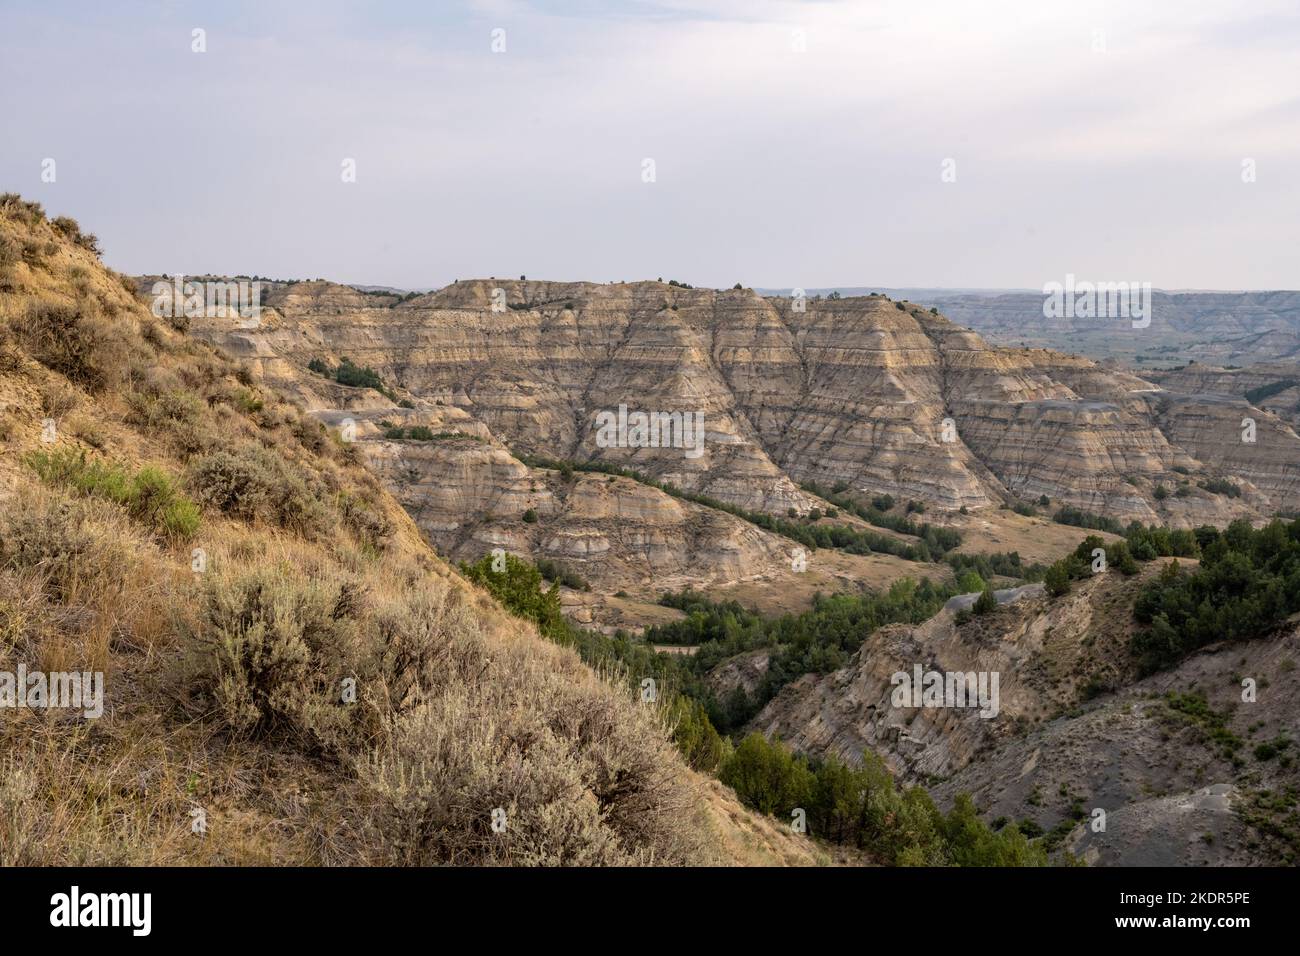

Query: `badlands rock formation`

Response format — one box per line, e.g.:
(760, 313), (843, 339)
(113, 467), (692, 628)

(143, 270), (1300, 864)
(1149, 360), (1300, 431)
(880, 289), (1300, 367)
(170, 277), (1300, 604)
(751, 563), (1300, 866)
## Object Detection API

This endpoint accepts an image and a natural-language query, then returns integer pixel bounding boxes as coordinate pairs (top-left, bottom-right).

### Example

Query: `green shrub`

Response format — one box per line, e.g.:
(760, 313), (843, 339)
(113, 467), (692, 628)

(233, 389), (263, 414)
(947, 550), (1035, 581)
(1053, 506), (1123, 534)
(133, 466), (201, 538)
(533, 556), (589, 592)
(461, 553), (568, 644)
(334, 357), (384, 390)
(1254, 737), (1292, 761)
(25, 448), (199, 540)
(188, 447), (329, 536)
(1044, 561), (1071, 597)
(1200, 477), (1242, 498)
(181, 567), (362, 746)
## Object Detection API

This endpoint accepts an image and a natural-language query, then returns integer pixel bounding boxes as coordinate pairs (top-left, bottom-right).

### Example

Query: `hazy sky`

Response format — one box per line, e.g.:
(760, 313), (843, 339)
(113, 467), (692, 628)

(2, 0), (1297, 289)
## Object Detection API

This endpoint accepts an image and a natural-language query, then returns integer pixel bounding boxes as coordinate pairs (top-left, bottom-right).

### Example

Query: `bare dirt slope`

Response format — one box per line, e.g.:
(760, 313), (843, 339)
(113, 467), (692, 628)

(751, 561), (1300, 865)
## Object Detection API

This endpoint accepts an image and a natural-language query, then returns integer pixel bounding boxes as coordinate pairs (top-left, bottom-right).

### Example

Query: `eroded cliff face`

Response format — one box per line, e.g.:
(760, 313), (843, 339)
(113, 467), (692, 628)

(364, 434), (800, 596)
(175, 278), (1300, 606)
(147, 273), (1300, 864)
(1150, 360), (1300, 430)
(751, 565), (1300, 866)
(750, 564), (1183, 779)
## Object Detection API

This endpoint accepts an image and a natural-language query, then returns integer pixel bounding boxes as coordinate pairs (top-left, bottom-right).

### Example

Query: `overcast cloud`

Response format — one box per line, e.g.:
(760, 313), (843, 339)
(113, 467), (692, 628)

(1, 0), (1297, 289)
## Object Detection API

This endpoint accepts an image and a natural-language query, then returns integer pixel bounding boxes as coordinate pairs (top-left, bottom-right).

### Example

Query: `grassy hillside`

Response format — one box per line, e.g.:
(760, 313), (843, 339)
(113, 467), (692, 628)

(0, 194), (834, 865)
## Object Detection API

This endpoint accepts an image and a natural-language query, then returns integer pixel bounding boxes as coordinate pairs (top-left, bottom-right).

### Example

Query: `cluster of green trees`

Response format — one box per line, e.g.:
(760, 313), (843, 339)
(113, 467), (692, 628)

(461, 551), (1073, 865)
(383, 424), (436, 440)
(800, 481), (963, 555)
(515, 454), (940, 561)
(1030, 517), (1298, 674)
(1124, 524), (1203, 560)
(1200, 477), (1242, 498)
(1132, 518), (1300, 671)
(380, 422), (477, 441)
(1046, 535), (1137, 593)
(719, 735), (1051, 865)
(534, 556), (590, 591)
(459, 553), (725, 768)
(946, 550), (1042, 582)
(648, 579), (954, 731)
(1244, 380), (1298, 405)
(1040, 521), (1207, 598)
(1052, 505), (1124, 534)
(308, 356), (406, 404)
(768, 519), (933, 561)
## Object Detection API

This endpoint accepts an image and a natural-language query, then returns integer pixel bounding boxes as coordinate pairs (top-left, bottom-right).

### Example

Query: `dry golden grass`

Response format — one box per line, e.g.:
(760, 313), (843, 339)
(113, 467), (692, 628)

(0, 197), (822, 866)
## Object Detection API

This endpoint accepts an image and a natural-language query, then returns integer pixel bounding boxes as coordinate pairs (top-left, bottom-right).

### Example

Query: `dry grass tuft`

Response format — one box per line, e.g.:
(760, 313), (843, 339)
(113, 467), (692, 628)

(20, 297), (131, 392)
